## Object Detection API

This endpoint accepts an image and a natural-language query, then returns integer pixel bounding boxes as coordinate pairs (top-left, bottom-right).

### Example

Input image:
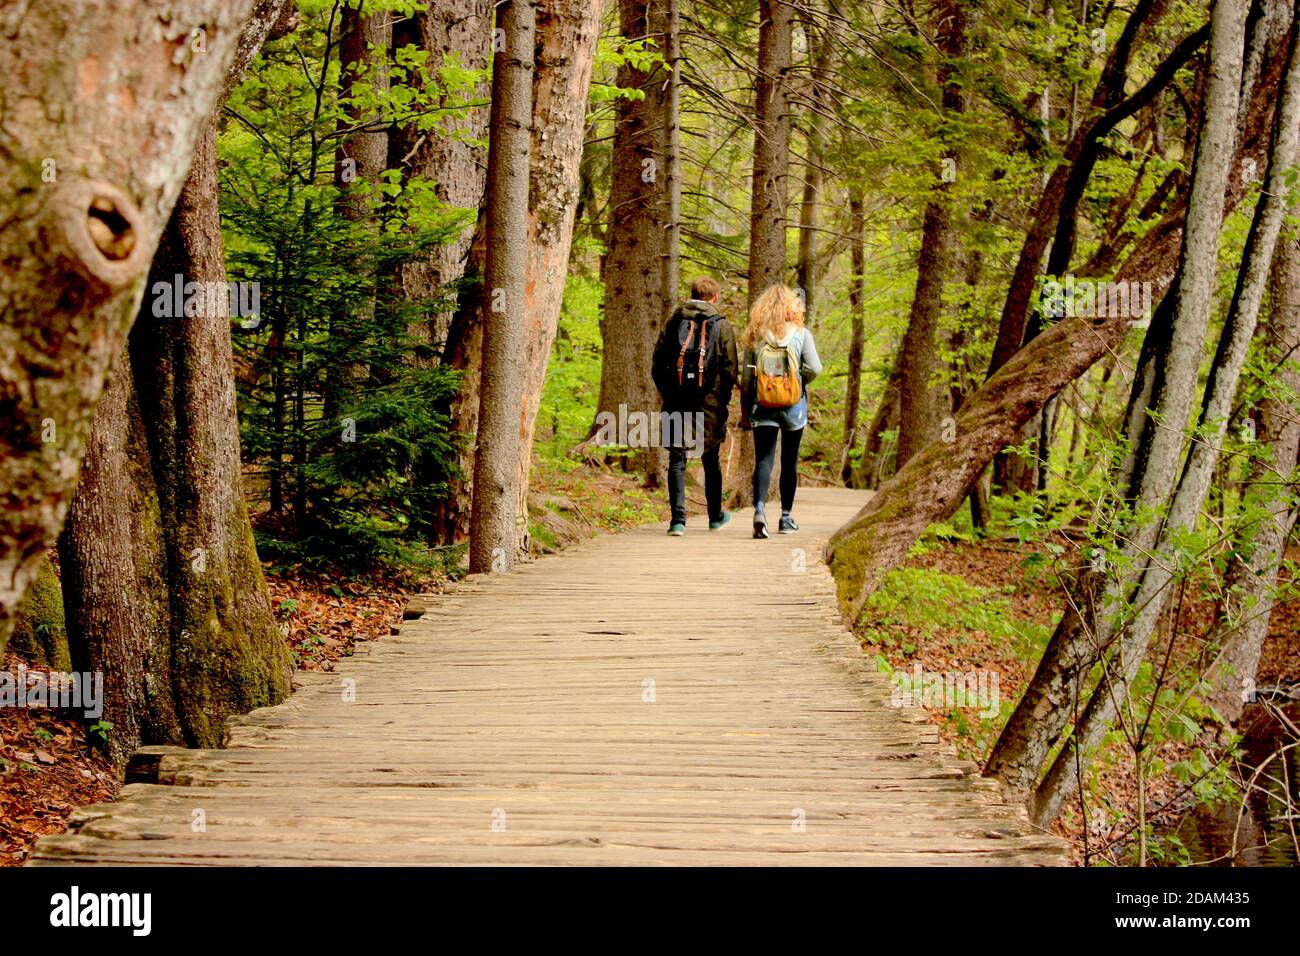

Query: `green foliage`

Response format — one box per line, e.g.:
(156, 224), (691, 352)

(221, 6), (468, 571)
(858, 566), (1051, 661)
(537, 271), (605, 463)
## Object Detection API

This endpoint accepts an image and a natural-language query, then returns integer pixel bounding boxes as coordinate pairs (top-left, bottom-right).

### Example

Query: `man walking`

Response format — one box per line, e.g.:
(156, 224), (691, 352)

(651, 276), (739, 536)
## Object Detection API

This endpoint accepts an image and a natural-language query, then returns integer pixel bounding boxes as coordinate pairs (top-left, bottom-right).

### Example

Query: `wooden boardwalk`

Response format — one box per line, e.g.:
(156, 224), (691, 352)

(30, 487), (1067, 866)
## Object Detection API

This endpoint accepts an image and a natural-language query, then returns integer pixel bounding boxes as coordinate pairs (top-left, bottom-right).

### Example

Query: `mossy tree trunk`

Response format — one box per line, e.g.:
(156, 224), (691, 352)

(7, 556), (71, 671)
(59, 2), (295, 765)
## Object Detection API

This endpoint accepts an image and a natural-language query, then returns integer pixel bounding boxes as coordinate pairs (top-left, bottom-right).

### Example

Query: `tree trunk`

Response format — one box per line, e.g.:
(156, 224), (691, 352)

(895, 0), (965, 466)
(59, 3), (298, 762)
(662, 0), (682, 307)
(748, 0), (793, 298)
(389, 0), (492, 351)
(795, 13), (828, 330)
(325, 2), (390, 419)
(1205, 222), (1300, 721)
(0, 0), (259, 646)
(468, 0), (535, 573)
(510, 0), (605, 557)
(839, 187), (866, 482)
(727, 0), (794, 508)
(1031, 0), (1299, 824)
(585, 0), (669, 475)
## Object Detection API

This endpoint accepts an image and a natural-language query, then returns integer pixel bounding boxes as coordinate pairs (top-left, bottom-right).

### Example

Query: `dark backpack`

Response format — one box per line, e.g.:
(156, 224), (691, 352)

(660, 311), (719, 407)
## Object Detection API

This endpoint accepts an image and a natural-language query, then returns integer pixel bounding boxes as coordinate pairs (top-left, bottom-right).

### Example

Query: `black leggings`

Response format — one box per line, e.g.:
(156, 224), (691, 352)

(752, 426), (804, 512)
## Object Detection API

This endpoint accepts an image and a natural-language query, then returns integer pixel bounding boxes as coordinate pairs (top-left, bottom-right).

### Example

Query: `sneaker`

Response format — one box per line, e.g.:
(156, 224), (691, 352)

(753, 515), (769, 539)
(667, 522), (686, 536)
(708, 511), (732, 530)
(778, 516), (799, 534)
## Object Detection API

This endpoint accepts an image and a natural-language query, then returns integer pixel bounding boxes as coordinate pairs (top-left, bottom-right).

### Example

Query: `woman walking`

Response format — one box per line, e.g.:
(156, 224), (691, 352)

(739, 284), (821, 538)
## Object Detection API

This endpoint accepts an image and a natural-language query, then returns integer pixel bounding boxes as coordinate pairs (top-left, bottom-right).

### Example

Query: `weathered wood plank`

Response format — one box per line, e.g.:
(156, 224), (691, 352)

(29, 488), (1068, 867)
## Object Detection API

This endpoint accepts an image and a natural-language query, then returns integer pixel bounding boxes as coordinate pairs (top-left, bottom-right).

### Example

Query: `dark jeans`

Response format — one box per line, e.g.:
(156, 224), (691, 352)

(752, 425), (804, 513)
(668, 445), (723, 524)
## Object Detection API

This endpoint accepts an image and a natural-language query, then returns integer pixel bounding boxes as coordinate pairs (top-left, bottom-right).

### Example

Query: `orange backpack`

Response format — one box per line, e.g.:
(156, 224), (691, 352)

(754, 339), (802, 408)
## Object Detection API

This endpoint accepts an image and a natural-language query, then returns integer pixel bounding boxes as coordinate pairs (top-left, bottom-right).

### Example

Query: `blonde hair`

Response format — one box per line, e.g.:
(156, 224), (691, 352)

(742, 284), (805, 348)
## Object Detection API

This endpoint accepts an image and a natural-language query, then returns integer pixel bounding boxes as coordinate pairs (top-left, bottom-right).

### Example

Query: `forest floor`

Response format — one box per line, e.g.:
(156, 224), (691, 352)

(859, 532), (1300, 866)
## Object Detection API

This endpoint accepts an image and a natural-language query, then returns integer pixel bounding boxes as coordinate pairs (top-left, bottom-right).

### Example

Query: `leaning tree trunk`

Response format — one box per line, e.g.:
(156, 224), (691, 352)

(510, 0), (605, 558)
(59, 3), (297, 763)
(0, 0), (258, 646)
(1205, 220), (1300, 721)
(583, 0), (669, 475)
(986, 0), (1254, 806)
(824, 1), (1289, 628)
(468, 0), (535, 574)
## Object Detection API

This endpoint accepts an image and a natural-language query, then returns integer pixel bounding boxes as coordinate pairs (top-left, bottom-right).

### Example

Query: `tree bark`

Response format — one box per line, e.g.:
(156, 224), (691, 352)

(839, 187), (866, 482)
(469, 0), (535, 573)
(895, 0), (965, 466)
(510, 0), (605, 556)
(1205, 225), (1300, 721)
(585, 0), (669, 475)
(1031, 0), (1300, 824)
(747, 0), (793, 299)
(59, 4), (297, 763)
(389, 0), (492, 351)
(0, 0), (259, 646)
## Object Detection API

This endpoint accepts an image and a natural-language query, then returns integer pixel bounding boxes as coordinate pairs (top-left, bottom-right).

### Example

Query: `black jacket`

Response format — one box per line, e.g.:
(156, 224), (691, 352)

(651, 299), (739, 451)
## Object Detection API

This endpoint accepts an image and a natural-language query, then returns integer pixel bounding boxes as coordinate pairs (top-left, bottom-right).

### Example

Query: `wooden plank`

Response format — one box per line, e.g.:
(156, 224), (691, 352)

(29, 488), (1069, 867)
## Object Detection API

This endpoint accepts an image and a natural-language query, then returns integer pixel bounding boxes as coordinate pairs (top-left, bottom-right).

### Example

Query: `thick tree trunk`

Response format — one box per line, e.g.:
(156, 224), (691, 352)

(59, 2), (296, 764)
(389, 0), (492, 350)
(0, 0), (258, 646)
(1205, 224), (1300, 721)
(469, 0), (535, 573)
(510, 0), (605, 556)
(662, 0), (682, 306)
(727, 0), (794, 508)
(325, 2), (390, 419)
(586, 0), (669, 475)
(986, 0), (1254, 807)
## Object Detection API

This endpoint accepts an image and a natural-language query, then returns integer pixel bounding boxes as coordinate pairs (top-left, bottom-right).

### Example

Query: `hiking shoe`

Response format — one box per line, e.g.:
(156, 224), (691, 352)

(778, 516), (799, 534)
(753, 515), (769, 539)
(667, 522), (686, 536)
(709, 511), (732, 530)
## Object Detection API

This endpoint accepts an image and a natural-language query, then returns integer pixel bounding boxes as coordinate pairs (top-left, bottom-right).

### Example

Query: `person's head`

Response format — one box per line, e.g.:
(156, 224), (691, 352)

(690, 275), (721, 303)
(742, 284), (805, 347)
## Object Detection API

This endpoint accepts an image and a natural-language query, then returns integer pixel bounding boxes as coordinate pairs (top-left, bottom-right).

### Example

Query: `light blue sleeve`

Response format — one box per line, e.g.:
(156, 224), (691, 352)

(799, 329), (822, 384)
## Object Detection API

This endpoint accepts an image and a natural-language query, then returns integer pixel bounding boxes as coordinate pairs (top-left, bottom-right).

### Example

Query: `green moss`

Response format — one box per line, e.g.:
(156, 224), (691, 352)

(10, 557), (72, 671)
